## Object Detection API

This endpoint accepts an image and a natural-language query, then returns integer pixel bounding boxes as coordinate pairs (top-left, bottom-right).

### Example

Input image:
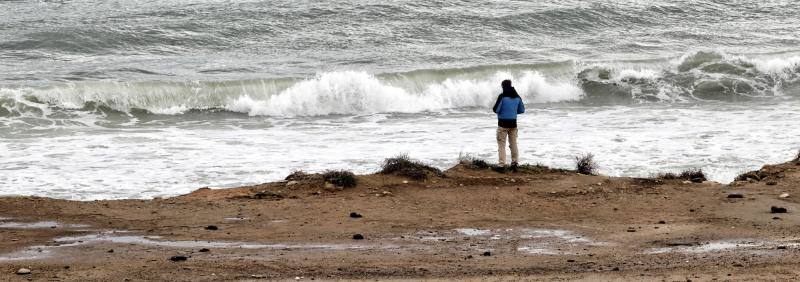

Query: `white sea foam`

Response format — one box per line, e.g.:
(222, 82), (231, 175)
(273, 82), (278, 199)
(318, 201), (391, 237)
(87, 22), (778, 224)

(232, 71), (582, 116)
(752, 56), (800, 74)
(2, 100), (800, 200)
(616, 68), (661, 80)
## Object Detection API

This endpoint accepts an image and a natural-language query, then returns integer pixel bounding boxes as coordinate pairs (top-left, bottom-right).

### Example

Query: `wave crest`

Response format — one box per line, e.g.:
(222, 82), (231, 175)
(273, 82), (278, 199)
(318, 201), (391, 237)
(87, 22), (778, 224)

(2, 51), (799, 118)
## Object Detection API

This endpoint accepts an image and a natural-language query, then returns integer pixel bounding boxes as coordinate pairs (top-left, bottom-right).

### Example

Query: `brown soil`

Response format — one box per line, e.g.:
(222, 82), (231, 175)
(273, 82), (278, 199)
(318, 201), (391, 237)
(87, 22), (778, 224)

(2, 160), (800, 281)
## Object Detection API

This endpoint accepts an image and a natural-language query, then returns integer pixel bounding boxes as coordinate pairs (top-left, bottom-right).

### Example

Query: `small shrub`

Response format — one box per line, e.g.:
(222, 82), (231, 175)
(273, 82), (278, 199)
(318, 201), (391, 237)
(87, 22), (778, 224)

(322, 170), (357, 188)
(657, 172), (679, 180)
(457, 153), (490, 169)
(658, 169), (706, 182)
(794, 150), (800, 162)
(471, 159), (490, 169)
(517, 163), (557, 173)
(575, 153), (597, 175)
(735, 170), (767, 182)
(285, 170), (308, 181)
(381, 154), (444, 180)
(679, 169), (706, 183)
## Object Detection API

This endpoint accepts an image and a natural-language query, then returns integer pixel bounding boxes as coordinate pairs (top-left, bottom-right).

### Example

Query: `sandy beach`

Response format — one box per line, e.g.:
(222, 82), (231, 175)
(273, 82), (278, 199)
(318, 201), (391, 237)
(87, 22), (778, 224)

(2, 154), (800, 281)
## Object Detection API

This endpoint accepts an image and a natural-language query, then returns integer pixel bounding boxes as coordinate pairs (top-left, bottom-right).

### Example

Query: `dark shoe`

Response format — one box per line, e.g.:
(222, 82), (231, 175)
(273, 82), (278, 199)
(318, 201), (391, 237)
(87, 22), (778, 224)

(509, 162), (519, 172)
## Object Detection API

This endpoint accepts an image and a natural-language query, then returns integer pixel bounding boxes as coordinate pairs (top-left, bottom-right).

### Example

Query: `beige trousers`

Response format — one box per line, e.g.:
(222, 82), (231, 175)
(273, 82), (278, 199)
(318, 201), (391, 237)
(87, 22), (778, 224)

(496, 127), (519, 165)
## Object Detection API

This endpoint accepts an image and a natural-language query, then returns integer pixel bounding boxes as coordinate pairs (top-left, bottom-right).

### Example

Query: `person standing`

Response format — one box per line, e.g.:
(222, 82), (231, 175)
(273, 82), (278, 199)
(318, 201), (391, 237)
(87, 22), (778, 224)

(492, 79), (525, 167)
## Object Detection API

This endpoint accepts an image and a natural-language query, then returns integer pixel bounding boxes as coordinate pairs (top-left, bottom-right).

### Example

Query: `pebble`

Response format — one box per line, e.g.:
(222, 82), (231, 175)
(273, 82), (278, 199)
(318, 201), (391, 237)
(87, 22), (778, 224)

(727, 193), (744, 199)
(766, 181), (778, 186)
(205, 225), (219, 231)
(771, 206), (788, 213)
(352, 234), (364, 240)
(286, 181), (298, 186)
(16, 268), (31, 275)
(169, 255), (188, 262)
(198, 248), (210, 252)
(779, 193), (790, 198)
(349, 212), (363, 218)
(482, 251), (492, 256)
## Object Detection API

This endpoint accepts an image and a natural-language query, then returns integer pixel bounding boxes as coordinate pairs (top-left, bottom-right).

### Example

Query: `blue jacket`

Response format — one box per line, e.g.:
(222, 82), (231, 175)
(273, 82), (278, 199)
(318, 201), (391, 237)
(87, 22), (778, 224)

(493, 96), (525, 120)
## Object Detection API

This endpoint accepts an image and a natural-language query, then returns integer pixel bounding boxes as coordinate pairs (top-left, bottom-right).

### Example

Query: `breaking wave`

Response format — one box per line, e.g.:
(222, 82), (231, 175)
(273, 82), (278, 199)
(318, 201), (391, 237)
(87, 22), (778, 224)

(1, 51), (799, 118)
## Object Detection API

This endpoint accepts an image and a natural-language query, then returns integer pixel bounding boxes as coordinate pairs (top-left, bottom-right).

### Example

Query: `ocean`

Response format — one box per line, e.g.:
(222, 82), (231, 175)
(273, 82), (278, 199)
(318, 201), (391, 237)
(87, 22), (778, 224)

(1, 0), (799, 200)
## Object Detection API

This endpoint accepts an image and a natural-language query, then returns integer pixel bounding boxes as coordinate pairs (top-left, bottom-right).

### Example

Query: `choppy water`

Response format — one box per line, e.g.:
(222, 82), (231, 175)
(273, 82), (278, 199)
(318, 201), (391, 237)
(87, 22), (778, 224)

(1, 1), (799, 199)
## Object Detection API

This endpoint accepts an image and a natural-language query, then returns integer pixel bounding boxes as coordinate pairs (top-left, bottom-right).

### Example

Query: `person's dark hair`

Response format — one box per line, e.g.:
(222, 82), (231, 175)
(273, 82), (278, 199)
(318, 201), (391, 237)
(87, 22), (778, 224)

(500, 79), (519, 98)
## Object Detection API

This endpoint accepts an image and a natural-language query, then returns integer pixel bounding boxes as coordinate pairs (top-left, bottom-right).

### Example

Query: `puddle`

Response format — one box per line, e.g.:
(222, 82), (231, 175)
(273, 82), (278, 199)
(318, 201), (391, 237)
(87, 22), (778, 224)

(0, 247), (53, 261)
(0, 231), (403, 261)
(0, 221), (90, 229)
(516, 246), (560, 255)
(53, 232), (388, 250)
(515, 229), (609, 255)
(644, 240), (792, 254)
(455, 228), (491, 236)
(519, 229), (591, 243)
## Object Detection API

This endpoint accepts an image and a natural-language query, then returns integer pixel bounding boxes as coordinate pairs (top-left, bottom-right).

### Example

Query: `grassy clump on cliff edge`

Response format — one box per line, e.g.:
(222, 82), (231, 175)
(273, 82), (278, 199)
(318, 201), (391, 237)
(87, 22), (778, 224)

(322, 170), (357, 188)
(735, 170), (768, 182)
(381, 154), (444, 180)
(285, 170), (309, 181)
(658, 169), (707, 182)
(575, 153), (598, 175)
(457, 153), (490, 169)
(794, 150), (800, 162)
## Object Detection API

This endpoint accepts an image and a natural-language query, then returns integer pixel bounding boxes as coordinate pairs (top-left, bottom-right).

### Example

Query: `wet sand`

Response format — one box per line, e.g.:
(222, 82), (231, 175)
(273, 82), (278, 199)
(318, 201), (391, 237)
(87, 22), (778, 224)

(2, 159), (800, 281)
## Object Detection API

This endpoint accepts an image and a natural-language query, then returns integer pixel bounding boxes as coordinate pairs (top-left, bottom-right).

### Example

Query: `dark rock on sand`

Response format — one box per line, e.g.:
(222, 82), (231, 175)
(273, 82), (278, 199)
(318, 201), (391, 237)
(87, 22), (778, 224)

(170, 255), (188, 262)
(349, 212), (362, 218)
(658, 220), (667, 224)
(777, 246), (788, 250)
(766, 181), (778, 186)
(482, 251), (492, 256)
(199, 248), (210, 252)
(771, 206), (788, 213)
(352, 234), (364, 240)
(205, 225), (219, 230)
(727, 194), (744, 198)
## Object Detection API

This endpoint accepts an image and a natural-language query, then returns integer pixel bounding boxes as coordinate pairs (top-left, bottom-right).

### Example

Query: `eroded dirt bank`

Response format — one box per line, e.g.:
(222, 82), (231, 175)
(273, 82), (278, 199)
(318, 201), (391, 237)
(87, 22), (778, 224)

(2, 160), (800, 281)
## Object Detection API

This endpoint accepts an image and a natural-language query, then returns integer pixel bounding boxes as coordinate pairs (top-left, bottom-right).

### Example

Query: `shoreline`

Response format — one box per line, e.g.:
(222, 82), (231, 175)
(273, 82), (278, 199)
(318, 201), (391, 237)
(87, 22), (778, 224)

(1, 154), (800, 280)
